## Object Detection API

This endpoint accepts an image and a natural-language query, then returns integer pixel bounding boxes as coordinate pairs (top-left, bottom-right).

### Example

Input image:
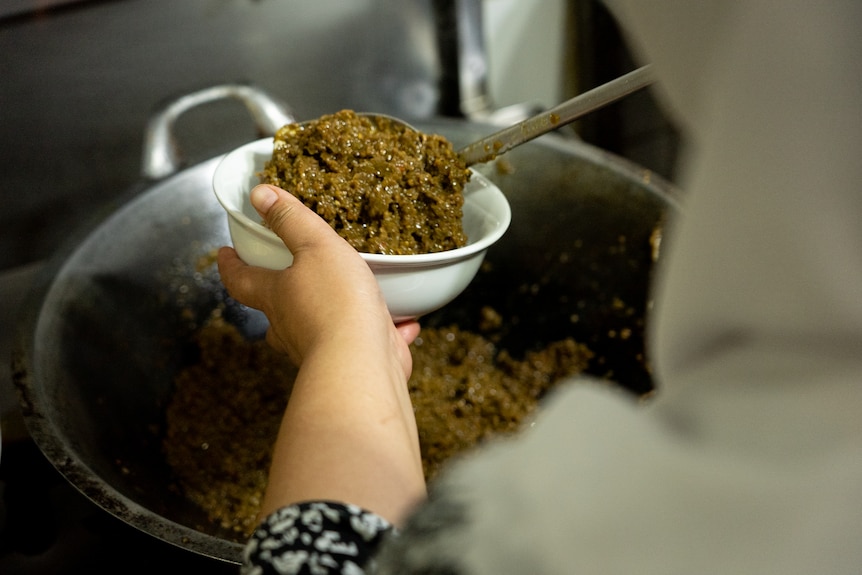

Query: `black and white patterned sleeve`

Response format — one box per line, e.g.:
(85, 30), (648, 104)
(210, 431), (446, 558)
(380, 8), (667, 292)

(242, 501), (394, 575)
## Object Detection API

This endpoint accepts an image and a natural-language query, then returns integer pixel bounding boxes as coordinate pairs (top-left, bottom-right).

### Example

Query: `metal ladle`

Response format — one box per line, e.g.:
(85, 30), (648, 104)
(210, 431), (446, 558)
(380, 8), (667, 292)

(456, 65), (655, 166)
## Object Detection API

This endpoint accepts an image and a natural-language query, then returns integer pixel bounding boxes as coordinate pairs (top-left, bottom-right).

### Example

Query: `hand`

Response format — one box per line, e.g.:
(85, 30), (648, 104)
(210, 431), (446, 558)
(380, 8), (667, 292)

(217, 184), (426, 524)
(218, 184), (419, 376)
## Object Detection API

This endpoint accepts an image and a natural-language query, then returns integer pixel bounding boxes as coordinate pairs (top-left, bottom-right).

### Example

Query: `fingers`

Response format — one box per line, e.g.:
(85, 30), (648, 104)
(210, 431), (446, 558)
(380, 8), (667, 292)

(218, 184), (407, 366)
(219, 184), (343, 311)
(395, 321), (421, 346)
(217, 246), (275, 312)
(250, 184), (337, 255)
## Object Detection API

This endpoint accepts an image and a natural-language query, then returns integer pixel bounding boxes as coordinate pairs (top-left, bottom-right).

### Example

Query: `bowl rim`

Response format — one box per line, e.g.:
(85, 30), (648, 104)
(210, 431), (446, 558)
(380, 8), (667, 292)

(212, 137), (512, 265)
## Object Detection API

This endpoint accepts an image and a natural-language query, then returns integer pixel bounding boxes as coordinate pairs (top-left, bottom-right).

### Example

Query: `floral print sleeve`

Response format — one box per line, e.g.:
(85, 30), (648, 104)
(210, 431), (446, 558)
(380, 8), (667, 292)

(242, 501), (394, 575)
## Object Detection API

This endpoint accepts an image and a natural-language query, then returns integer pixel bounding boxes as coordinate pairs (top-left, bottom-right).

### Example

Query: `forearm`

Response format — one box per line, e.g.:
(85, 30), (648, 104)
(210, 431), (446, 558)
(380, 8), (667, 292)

(258, 332), (426, 526)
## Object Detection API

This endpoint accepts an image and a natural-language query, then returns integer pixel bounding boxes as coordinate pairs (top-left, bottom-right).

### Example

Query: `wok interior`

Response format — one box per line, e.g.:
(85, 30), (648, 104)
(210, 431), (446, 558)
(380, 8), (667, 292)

(16, 119), (676, 563)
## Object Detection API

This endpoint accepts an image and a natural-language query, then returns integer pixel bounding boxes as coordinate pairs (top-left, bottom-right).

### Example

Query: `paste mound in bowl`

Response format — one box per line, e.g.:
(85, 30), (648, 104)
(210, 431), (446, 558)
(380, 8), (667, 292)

(258, 109), (471, 255)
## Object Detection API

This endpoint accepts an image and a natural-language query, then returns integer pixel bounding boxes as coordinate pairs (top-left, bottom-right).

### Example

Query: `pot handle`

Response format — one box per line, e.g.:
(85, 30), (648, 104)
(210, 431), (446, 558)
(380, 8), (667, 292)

(141, 84), (295, 180)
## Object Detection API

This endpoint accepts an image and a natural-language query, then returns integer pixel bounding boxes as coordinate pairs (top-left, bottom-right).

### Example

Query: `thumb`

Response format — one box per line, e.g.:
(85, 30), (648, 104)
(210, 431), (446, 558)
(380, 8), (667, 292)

(249, 183), (281, 215)
(250, 184), (331, 254)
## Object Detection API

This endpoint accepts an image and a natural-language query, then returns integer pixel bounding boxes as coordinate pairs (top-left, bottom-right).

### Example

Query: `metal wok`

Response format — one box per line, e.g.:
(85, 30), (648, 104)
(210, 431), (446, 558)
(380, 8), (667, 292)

(13, 86), (680, 564)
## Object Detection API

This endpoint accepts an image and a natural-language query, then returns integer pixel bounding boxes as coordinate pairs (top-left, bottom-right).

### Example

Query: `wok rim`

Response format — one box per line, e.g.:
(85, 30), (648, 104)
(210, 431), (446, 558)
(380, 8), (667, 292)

(11, 157), (247, 564)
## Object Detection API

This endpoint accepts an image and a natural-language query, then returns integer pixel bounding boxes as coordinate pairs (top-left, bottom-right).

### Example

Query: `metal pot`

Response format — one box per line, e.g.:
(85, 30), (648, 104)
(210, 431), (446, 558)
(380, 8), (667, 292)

(13, 86), (680, 564)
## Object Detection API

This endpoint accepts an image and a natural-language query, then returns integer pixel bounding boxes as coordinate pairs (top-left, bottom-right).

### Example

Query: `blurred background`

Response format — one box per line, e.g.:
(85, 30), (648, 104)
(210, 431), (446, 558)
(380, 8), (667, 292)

(0, 0), (678, 571)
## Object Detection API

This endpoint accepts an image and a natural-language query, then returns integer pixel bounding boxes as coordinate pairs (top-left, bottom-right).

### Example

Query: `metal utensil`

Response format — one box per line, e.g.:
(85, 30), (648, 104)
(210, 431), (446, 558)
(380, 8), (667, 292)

(457, 65), (655, 166)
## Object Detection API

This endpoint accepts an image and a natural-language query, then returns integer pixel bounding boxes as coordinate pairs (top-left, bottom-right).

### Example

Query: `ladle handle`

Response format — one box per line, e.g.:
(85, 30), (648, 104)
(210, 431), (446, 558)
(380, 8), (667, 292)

(457, 65), (656, 166)
(140, 84), (294, 180)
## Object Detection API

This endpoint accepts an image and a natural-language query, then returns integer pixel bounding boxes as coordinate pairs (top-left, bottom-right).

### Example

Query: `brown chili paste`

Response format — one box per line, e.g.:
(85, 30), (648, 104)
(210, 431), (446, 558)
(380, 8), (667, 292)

(258, 109), (470, 255)
(163, 311), (592, 538)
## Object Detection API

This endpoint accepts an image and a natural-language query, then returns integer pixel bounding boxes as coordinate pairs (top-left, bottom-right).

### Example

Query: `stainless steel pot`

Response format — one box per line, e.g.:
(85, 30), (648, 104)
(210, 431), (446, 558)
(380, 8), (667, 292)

(13, 86), (680, 564)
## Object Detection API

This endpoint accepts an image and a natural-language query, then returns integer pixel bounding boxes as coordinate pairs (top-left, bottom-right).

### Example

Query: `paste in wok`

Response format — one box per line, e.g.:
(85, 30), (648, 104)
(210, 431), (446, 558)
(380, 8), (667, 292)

(163, 310), (592, 538)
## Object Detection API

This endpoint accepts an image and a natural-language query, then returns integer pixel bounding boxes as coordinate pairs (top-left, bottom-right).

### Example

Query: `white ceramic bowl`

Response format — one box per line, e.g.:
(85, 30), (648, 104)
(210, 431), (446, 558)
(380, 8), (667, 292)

(213, 137), (511, 321)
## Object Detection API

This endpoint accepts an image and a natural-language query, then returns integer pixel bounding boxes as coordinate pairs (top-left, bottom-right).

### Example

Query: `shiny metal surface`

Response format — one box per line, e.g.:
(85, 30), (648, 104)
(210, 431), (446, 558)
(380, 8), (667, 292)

(141, 84), (295, 180)
(458, 65), (656, 166)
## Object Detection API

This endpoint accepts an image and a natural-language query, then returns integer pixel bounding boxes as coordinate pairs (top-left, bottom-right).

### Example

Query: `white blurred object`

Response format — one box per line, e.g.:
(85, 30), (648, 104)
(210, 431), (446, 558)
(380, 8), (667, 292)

(483, 0), (567, 111)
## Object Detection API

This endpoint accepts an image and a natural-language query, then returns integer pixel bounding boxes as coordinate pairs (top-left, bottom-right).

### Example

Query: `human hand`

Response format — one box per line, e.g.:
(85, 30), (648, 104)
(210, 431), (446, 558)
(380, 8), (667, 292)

(218, 185), (427, 522)
(217, 184), (419, 376)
